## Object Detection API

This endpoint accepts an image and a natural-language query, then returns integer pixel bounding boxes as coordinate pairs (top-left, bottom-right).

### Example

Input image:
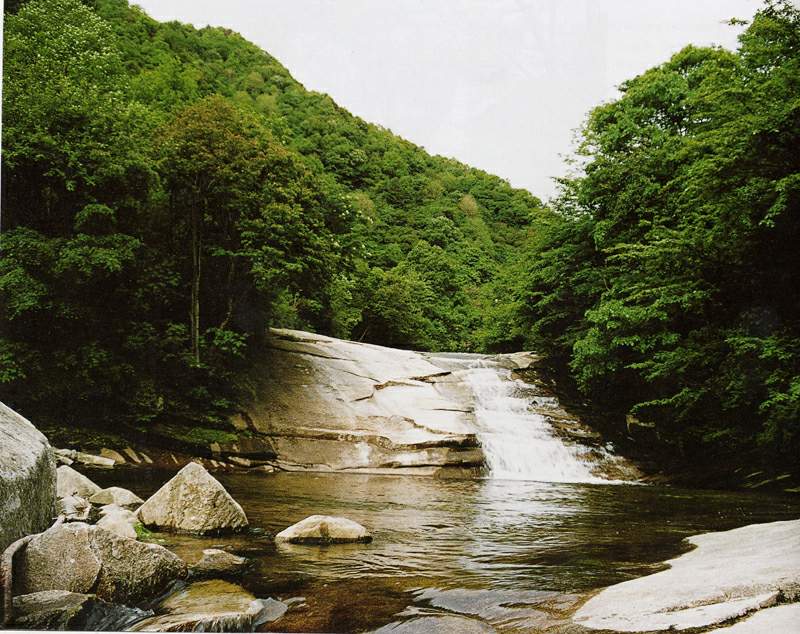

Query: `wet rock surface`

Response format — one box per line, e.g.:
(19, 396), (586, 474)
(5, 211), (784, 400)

(130, 580), (287, 632)
(11, 590), (150, 630)
(239, 329), (486, 475)
(236, 329), (638, 480)
(136, 462), (248, 534)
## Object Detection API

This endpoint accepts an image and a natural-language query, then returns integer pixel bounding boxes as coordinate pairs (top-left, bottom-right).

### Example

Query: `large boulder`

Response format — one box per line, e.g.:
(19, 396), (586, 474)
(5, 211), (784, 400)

(14, 522), (187, 604)
(573, 519), (800, 631)
(88, 486), (143, 509)
(137, 462), (248, 534)
(56, 465), (101, 499)
(11, 590), (150, 630)
(0, 402), (56, 552)
(130, 580), (287, 632)
(275, 515), (372, 544)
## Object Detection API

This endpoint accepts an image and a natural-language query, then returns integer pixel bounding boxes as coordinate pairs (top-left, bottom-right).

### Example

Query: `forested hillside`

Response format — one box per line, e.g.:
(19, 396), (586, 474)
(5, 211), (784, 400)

(2, 0), (797, 481)
(491, 1), (800, 478)
(1, 0), (541, 438)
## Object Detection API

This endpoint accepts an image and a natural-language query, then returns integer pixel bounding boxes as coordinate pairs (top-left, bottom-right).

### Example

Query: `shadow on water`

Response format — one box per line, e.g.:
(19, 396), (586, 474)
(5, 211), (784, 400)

(91, 468), (800, 632)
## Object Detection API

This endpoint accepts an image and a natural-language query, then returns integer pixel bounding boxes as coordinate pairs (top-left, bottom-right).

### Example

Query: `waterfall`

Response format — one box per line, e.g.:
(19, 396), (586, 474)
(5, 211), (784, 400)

(463, 363), (607, 484)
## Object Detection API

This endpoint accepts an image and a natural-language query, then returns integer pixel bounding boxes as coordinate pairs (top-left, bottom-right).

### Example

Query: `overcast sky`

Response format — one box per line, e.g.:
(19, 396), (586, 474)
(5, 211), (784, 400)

(134, 0), (761, 200)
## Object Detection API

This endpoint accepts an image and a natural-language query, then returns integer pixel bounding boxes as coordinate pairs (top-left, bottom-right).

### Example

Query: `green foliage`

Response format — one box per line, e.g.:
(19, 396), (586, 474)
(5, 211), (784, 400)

(507, 1), (800, 471)
(1, 0), (538, 439)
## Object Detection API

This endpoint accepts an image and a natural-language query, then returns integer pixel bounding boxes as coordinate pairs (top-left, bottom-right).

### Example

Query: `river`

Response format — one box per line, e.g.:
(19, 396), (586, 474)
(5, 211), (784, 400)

(91, 468), (800, 632)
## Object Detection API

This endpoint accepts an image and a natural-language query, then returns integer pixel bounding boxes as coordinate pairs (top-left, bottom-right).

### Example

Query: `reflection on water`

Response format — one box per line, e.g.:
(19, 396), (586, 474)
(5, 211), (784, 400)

(93, 469), (800, 632)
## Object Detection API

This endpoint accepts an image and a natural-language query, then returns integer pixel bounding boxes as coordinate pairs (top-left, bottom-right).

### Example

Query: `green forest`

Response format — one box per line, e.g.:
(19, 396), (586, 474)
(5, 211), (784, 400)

(2, 0), (798, 479)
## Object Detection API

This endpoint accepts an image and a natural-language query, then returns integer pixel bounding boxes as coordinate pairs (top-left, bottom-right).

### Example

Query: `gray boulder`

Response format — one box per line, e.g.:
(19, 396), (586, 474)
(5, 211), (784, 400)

(190, 548), (250, 578)
(14, 522), (186, 604)
(0, 402), (56, 552)
(56, 465), (101, 499)
(137, 462), (248, 534)
(275, 515), (372, 544)
(89, 486), (144, 509)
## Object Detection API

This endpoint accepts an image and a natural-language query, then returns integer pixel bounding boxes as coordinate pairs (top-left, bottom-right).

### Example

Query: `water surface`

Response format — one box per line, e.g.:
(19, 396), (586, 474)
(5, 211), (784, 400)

(93, 468), (800, 632)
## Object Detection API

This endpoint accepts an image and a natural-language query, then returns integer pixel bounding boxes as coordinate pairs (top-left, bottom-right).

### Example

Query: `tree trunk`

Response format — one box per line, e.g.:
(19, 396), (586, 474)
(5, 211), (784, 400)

(191, 205), (201, 365)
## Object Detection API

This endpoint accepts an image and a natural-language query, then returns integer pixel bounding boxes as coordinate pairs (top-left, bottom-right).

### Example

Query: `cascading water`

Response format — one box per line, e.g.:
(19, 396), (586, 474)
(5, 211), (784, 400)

(462, 361), (608, 483)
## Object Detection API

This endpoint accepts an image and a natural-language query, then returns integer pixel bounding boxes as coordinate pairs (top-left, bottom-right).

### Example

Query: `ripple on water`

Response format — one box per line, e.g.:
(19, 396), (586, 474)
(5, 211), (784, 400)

(88, 469), (800, 632)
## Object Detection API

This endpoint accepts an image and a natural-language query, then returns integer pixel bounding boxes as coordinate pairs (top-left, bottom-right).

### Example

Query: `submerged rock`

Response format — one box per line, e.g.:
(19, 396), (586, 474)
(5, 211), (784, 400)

(275, 515), (372, 544)
(12, 590), (150, 630)
(15, 522), (187, 604)
(573, 518), (800, 632)
(56, 465), (102, 499)
(130, 579), (287, 632)
(190, 548), (250, 578)
(137, 462), (248, 534)
(0, 401), (57, 552)
(89, 486), (144, 509)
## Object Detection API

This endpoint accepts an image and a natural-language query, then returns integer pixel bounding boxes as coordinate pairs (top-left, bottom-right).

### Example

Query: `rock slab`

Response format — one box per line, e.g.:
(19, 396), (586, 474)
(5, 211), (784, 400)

(14, 522), (187, 604)
(137, 462), (248, 534)
(573, 519), (800, 632)
(275, 515), (372, 544)
(130, 579), (286, 632)
(707, 602), (800, 632)
(0, 401), (56, 552)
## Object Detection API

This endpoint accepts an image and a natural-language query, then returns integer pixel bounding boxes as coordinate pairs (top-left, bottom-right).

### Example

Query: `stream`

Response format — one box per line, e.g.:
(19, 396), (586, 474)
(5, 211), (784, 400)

(91, 468), (800, 632)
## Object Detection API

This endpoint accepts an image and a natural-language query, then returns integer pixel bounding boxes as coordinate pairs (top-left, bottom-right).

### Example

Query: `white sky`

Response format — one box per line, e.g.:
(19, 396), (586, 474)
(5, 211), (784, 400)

(133, 0), (761, 200)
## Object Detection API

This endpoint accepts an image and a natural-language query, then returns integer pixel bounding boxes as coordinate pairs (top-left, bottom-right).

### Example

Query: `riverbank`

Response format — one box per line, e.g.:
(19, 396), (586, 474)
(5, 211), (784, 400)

(573, 518), (800, 632)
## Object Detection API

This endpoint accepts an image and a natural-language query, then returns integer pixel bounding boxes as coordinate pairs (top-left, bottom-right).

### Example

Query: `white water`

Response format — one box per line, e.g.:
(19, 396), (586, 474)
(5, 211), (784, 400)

(463, 363), (607, 484)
